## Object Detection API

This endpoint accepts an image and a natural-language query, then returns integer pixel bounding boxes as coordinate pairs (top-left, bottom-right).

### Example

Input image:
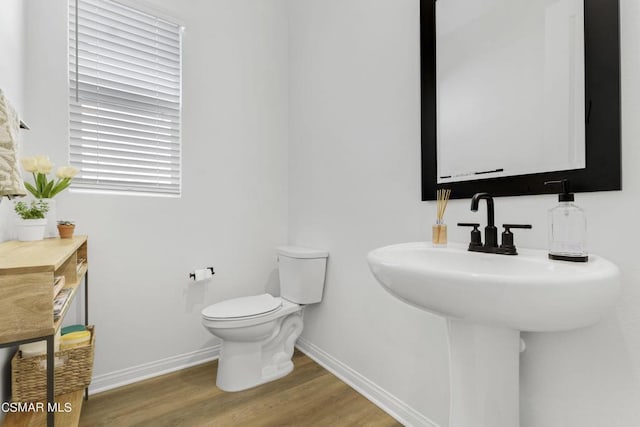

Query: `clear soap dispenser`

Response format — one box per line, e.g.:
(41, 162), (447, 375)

(544, 179), (588, 262)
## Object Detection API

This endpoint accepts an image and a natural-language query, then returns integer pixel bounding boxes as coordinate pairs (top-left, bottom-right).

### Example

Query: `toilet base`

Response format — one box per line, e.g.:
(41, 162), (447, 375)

(216, 311), (303, 392)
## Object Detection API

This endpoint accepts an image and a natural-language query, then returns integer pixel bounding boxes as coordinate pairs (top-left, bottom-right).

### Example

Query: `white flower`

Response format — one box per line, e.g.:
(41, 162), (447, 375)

(34, 156), (53, 174)
(21, 157), (38, 173)
(56, 166), (79, 179)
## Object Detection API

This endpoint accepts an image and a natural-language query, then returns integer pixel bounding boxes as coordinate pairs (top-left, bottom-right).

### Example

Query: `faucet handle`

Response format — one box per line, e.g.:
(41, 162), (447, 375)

(457, 223), (482, 248)
(502, 224), (532, 230)
(500, 224), (532, 254)
(457, 222), (480, 228)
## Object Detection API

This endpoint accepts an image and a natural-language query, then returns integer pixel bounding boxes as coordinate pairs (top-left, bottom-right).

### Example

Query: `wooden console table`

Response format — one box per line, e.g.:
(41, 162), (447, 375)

(0, 236), (89, 427)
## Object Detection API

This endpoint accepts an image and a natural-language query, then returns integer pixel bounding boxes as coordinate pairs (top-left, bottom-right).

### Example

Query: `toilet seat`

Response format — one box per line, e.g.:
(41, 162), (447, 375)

(202, 294), (283, 321)
(202, 297), (301, 330)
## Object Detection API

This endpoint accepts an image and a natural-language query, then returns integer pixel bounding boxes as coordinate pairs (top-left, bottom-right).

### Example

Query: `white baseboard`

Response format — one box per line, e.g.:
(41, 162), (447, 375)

(89, 345), (220, 395)
(296, 338), (439, 427)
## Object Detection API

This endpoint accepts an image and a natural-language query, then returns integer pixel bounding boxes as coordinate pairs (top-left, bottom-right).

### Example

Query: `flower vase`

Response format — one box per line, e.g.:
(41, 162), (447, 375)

(41, 198), (57, 238)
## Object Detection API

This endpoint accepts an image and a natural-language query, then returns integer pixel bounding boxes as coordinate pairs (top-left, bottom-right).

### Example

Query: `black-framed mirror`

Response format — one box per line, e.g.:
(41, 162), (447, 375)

(421, 0), (621, 201)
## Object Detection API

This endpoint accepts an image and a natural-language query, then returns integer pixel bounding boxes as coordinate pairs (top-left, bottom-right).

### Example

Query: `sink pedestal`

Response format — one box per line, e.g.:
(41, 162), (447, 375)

(447, 319), (520, 427)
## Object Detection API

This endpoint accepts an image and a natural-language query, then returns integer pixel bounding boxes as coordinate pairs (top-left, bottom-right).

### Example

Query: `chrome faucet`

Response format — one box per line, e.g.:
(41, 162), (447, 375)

(458, 192), (532, 255)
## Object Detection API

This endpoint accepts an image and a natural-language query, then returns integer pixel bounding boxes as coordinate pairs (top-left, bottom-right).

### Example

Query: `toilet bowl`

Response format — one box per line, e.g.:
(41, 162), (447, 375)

(201, 246), (328, 392)
(202, 294), (303, 391)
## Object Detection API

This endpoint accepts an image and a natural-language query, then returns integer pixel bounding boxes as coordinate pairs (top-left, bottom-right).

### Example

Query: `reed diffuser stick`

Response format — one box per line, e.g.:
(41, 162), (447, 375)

(436, 189), (451, 224)
(433, 189), (451, 246)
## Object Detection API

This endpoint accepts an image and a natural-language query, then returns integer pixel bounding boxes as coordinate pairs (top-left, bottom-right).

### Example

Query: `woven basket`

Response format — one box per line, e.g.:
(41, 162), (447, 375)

(11, 326), (95, 402)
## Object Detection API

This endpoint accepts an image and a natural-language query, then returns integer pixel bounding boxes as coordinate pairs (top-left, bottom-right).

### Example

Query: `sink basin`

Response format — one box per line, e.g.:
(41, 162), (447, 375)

(367, 242), (620, 331)
(367, 242), (621, 427)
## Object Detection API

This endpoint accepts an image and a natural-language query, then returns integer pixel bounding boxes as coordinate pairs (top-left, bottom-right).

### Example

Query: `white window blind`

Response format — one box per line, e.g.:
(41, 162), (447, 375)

(69, 0), (182, 196)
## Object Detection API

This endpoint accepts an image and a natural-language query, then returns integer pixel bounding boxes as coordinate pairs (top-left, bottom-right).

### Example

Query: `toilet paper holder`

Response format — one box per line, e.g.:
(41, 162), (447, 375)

(189, 267), (215, 280)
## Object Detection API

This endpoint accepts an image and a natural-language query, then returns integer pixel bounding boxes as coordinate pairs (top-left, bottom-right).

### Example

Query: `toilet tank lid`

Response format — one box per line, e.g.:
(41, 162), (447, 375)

(276, 246), (329, 259)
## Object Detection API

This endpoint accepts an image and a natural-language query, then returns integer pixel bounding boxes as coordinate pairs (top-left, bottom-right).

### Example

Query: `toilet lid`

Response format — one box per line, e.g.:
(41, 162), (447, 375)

(202, 294), (282, 320)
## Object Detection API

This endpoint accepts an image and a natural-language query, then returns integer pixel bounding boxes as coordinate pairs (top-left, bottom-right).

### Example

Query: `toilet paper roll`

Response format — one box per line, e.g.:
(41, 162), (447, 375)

(194, 268), (209, 281)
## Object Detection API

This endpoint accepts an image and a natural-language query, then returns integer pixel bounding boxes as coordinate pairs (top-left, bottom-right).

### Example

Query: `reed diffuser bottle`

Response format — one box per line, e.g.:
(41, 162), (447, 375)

(433, 189), (451, 247)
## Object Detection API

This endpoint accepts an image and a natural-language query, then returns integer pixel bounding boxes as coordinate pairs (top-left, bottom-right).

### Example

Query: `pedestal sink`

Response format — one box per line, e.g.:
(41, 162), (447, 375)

(367, 242), (620, 427)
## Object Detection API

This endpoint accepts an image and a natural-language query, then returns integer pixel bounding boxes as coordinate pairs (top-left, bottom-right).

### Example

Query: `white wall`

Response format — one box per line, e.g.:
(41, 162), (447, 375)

(0, 0), (25, 414)
(288, 1), (449, 424)
(288, 0), (640, 426)
(21, 0), (289, 383)
(0, 0), (24, 113)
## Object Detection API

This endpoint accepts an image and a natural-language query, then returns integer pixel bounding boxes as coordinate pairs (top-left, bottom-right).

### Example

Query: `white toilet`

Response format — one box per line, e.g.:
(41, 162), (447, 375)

(201, 246), (328, 392)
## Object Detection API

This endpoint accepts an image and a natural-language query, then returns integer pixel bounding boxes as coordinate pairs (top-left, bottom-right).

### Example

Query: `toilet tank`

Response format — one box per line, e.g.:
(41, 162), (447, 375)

(276, 246), (329, 304)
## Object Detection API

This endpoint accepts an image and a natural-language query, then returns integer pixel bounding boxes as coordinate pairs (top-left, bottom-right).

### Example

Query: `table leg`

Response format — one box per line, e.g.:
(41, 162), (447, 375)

(46, 334), (55, 427)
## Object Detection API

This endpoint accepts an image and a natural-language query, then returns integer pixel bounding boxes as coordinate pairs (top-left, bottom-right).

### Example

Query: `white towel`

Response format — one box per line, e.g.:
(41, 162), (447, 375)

(0, 88), (26, 197)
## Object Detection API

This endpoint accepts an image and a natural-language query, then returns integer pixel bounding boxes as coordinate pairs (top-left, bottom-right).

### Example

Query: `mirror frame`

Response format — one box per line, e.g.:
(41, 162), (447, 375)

(421, 0), (621, 201)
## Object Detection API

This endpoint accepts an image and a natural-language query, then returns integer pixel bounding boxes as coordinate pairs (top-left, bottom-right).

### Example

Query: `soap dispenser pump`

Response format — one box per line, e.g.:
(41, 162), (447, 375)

(544, 179), (588, 262)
